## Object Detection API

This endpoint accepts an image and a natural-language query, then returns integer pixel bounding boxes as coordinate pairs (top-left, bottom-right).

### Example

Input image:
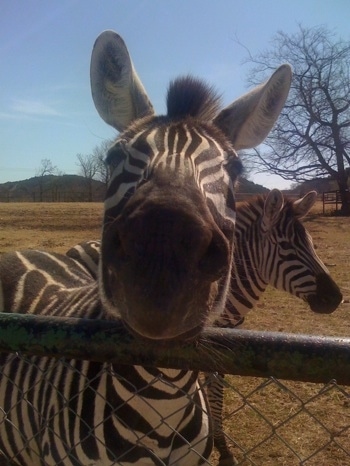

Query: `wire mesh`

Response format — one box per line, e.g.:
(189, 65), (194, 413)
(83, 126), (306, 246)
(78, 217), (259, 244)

(214, 373), (350, 465)
(0, 351), (349, 465)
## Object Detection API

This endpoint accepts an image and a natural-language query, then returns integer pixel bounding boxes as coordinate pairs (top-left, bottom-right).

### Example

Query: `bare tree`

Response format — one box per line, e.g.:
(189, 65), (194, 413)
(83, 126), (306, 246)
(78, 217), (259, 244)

(76, 153), (99, 202)
(244, 25), (350, 214)
(35, 158), (58, 202)
(51, 169), (65, 201)
(76, 139), (113, 201)
(92, 139), (113, 187)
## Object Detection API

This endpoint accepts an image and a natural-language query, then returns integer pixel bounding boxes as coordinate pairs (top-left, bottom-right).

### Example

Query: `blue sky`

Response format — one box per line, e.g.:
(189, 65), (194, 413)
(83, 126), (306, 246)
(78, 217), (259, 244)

(1, 0), (349, 189)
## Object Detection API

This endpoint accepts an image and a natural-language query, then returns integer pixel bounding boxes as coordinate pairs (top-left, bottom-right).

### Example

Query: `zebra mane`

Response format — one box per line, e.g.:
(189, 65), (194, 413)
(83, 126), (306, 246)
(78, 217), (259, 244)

(244, 193), (302, 221)
(166, 76), (222, 120)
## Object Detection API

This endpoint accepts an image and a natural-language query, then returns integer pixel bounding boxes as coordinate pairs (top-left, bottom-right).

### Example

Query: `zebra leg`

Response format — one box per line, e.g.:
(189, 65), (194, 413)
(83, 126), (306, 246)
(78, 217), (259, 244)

(204, 373), (238, 466)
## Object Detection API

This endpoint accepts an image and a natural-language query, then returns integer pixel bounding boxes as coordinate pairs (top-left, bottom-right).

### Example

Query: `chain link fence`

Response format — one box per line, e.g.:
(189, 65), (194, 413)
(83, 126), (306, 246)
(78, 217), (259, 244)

(212, 374), (350, 465)
(0, 313), (349, 465)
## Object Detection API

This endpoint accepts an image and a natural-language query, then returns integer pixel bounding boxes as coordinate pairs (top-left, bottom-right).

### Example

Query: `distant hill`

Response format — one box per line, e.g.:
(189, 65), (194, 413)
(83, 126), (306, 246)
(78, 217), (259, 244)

(236, 178), (269, 196)
(0, 175), (106, 202)
(0, 174), (268, 203)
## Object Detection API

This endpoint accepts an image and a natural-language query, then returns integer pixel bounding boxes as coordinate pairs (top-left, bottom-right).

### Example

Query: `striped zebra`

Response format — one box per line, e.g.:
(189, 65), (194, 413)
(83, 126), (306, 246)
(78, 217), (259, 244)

(219, 188), (343, 327)
(66, 189), (343, 465)
(0, 31), (292, 465)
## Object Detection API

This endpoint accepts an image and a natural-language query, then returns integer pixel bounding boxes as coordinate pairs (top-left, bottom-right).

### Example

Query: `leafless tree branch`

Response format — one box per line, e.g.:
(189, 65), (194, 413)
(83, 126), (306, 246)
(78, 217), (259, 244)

(243, 25), (350, 213)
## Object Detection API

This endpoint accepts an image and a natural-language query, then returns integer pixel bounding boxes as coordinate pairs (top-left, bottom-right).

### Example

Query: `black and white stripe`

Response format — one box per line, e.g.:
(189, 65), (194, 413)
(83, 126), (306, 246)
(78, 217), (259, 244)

(0, 30), (293, 465)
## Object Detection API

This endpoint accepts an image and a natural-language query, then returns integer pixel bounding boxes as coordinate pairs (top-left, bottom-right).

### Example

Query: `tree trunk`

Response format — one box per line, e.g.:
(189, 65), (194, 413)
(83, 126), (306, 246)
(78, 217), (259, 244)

(337, 179), (350, 215)
(88, 180), (93, 202)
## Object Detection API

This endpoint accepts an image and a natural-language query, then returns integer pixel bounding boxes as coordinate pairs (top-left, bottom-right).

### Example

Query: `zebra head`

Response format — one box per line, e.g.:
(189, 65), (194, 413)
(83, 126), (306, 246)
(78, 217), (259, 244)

(90, 31), (292, 342)
(260, 189), (342, 313)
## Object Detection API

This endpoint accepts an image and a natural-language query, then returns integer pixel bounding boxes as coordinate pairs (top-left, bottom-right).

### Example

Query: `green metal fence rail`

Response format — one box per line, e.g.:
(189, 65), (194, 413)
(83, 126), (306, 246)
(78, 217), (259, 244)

(0, 312), (350, 385)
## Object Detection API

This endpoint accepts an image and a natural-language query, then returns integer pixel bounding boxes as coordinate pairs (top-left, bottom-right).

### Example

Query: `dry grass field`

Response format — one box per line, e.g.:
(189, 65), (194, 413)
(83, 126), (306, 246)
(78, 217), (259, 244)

(0, 202), (103, 254)
(0, 200), (350, 465)
(1, 200), (348, 336)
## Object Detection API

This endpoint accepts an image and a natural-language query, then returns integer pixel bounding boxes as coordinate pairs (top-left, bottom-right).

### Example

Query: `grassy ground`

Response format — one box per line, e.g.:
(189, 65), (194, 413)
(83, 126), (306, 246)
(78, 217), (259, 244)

(0, 202), (103, 254)
(0, 200), (349, 465)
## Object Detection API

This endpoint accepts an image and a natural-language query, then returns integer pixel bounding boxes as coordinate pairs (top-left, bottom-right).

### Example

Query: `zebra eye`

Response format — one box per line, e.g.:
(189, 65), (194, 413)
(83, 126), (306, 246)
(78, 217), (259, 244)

(142, 167), (150, 181)
(223, 157), (243, 181)
(106, 141), (128, 167)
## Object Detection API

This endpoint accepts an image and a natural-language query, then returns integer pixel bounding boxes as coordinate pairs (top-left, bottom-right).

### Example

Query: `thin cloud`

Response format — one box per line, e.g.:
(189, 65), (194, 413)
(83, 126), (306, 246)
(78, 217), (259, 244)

(47, 82), (88, 92)
(11, 99), (61, 117)
(0, 112), (22, 120)
(0, 110), (45, 122)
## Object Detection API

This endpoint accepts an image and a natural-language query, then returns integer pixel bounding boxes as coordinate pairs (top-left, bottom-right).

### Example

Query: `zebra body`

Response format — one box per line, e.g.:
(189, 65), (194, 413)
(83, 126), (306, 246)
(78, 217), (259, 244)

(0, 30), (292, 465)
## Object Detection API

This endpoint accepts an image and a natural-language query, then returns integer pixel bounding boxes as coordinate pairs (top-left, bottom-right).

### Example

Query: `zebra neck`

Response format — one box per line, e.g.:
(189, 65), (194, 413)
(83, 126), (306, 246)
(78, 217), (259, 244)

(49, 283), (105, 319)
(230, 206), (268, 316)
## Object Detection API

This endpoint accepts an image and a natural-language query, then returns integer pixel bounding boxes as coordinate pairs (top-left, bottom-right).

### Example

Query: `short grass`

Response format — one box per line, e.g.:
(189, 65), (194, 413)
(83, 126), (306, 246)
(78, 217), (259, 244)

(0, 202), (103, 253)
(0, 200), (349, 465)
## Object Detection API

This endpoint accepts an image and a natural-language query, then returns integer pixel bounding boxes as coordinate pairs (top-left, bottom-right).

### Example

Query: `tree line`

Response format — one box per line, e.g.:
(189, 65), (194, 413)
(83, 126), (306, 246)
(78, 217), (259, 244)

(34, 140), (112, 202)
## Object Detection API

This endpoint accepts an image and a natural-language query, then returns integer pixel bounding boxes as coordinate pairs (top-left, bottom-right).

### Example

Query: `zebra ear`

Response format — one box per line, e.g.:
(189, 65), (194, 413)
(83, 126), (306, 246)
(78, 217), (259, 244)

(90, 30), (155, 132)
(213, 65), (292, 150)
(293, 191), (318, 218)
(262, 189), (284, 230)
